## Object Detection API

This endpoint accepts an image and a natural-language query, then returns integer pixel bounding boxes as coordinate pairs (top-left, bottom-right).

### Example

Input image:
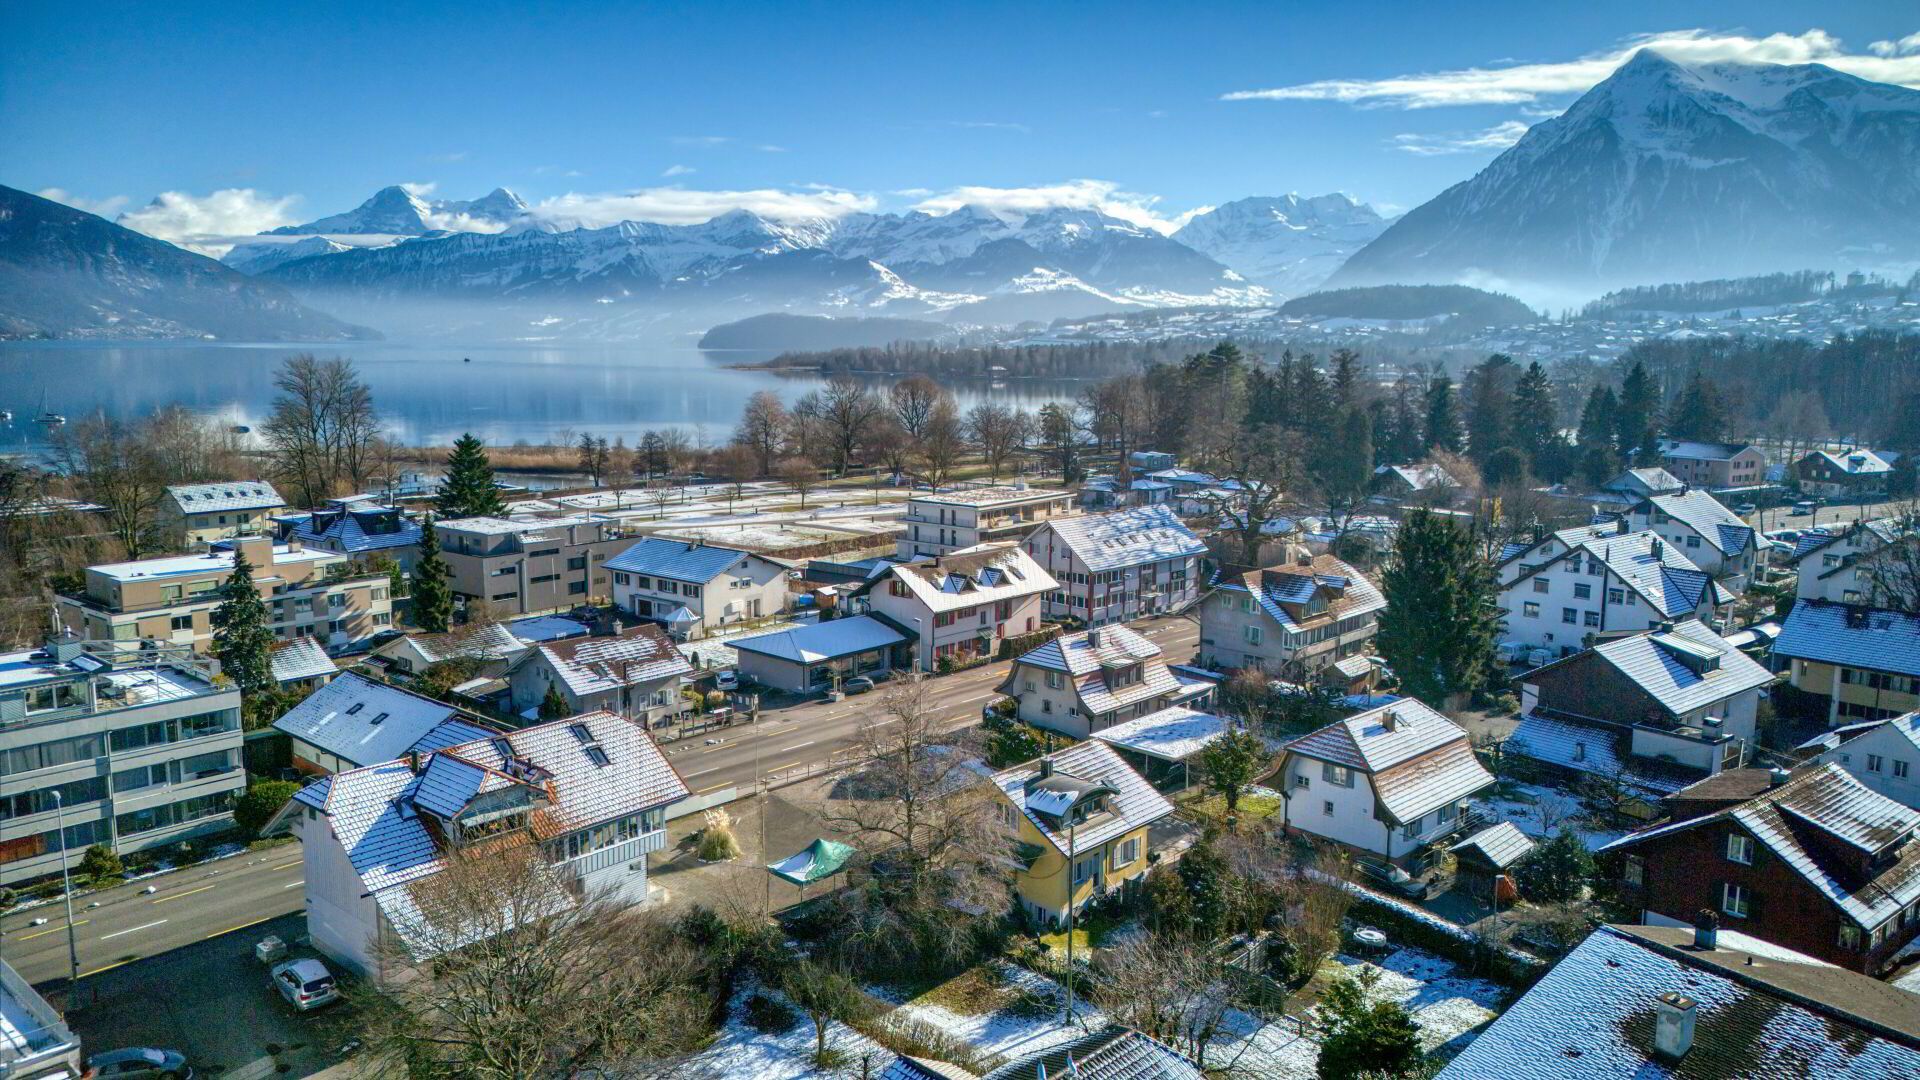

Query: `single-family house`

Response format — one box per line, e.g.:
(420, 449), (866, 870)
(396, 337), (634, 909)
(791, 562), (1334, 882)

(1657, 440), (1768, 490)
(1435, 923), (1920, 1079)
(605, 538), (789, 639)
(997, 625), (1214, 740)
(372, 622), (531, 680)
(729, 615), (909, 693)
(1498, 527), (1731, 659)
(1625, 489), (1759, 586)
(1128, 450), (1177, 473)
(1600, 467), (1685, 499)
(1774, 600), (1920, 725)
(991, 742), (1174, 929)
(1025, 504), (1205, 627)
(1197, 550), (1385, 682)
(1494, 521), (1624, 587)
(159, 480), (284, 547)
(276, 499), (423, 571)
(1804, 711), (1920, 809)
(504, 623), (695, 725)
(1601, 763), (1920, 974)
(1278, 699), (1496, 868)
(1077, 475), (1174, 511)
(279, 710), (689, 979)
(272, 671), (496, 776)
(1793, 519), (1909, 604)
(1796, 448), (1897, 498)
(860, 543), (1057, 672)
(1371, 463), (1461, 505)
(270, 635), (339, 692)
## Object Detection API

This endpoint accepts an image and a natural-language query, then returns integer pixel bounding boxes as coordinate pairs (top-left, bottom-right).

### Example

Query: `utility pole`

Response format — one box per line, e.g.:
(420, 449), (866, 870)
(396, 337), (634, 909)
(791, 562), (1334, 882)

(1063, 811), (1077, 1024)
(51, 792), (79, 989)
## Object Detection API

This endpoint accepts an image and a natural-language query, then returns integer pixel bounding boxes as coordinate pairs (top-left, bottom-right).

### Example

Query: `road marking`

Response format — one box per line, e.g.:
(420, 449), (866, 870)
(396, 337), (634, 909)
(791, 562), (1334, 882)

(764, 760), (802, 775)
(16, 919), (87, 941)
(80, 956), (140, 978)
(283, 880), (304, 890)
(203, 914), (279, 941)
(152, 883), (217, 904)
(101, 919), (168, 940)
(683, 765), (723, 778)
(270, 860), (302, 871)
(697, 781), (733, 794)
(777, 741), (815, 752)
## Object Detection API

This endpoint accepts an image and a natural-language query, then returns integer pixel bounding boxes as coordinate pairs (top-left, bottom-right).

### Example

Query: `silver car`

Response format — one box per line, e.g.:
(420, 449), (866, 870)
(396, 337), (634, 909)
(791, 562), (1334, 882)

(270, 957), (340, 1010)
(85, 1047), (192, 1079)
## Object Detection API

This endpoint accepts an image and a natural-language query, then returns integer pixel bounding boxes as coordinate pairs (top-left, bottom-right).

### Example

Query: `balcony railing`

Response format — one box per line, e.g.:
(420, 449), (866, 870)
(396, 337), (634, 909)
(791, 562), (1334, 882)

(554, 829), (667, 879)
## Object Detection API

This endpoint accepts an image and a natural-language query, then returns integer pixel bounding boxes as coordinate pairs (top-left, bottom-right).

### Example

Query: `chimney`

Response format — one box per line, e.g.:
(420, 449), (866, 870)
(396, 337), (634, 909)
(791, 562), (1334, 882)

(1038, 757), (1053, 780)
(1616, 517), (1631, 535)
(1651, 538), (1664, 559)
(1692, 909), (1719, 951)
(1086, 627), (1101, 649)
(406, 749), (423, 775)
(1769, 767), (1790, 788)
(1652, 992), (1697, 1062)
(1381, 709), (1399, 732)
(1531, 523), (1545, 542)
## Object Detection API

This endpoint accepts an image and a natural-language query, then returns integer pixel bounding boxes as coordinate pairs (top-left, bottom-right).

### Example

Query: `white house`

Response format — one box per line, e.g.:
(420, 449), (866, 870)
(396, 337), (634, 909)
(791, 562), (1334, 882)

(1803, 711), (1920, 809)
(159, 480), (285, 546)
(861, 542), (1057, 672)
(1494, 521), (1624, 587)
(1793, 519), (1908, 604)
(1197, 550), (1385, 682)
(605, 538), (789, 639)
(278, 710), (689, 979)
(895, 485), (1078, 560)
(503, 623), (695, 725)
(1278, 699), (1495, 868)
(1024, 504), (1206, 627)
(1498, 528), (1731, 660)
(272, 671), (496, 776)
(996, 624), (1215, 739)
(1625, 489), (1759, 587)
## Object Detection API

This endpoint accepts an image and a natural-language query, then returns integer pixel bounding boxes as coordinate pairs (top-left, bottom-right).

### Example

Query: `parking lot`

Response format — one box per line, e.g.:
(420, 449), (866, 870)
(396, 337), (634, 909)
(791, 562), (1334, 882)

(64, 912), (357, 1079)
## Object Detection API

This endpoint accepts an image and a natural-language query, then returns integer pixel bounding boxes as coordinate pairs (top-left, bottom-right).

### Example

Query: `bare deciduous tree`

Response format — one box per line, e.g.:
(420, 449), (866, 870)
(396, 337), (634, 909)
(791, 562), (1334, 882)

(915, 398), (966, 491)
(261, 354), (381, 507)
(47, 414), (169, 558)
(889, 375), (946, 441)
(1094, 933), (1262, 1072)
(967, 403), (1026, 481)
(777, 457), (818, 508)
(795, 377), (885, 476)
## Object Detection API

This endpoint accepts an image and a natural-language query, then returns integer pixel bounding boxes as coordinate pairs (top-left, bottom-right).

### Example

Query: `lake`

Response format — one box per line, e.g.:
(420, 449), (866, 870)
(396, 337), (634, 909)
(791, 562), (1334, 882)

(0, 340), (1087, 453)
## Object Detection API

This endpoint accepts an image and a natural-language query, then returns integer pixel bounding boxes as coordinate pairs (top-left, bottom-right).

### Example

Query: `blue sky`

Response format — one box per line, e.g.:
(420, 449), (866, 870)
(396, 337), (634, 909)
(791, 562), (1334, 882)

(6, 2), (1917, 251)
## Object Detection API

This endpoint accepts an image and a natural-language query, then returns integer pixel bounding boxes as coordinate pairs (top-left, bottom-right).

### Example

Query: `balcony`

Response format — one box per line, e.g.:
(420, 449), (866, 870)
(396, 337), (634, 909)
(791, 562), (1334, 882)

(554, 829), (667, 879)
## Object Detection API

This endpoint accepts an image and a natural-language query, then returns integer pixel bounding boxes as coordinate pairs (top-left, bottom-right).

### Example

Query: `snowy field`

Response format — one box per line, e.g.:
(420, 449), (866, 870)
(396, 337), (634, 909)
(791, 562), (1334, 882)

(1476, 781), (1626, 850)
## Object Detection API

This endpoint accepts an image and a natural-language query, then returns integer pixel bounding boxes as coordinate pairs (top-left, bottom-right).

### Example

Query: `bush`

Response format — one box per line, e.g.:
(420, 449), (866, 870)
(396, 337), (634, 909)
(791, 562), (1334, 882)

(233, 780), (301, 838)
(1511, 830), (1596, 905)
(696, 809), (743, 862)
(77, 844), (124, 884)
(1313, 967), (1423, 1080)
(743, 992), (797, 1033)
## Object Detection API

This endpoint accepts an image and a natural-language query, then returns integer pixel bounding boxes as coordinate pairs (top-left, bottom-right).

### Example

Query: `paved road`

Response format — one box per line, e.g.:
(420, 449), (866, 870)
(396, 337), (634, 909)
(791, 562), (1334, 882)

(1751, 496), (1909, 537)
(655, 614), (1200, 794)
(2, 844), (307, 988)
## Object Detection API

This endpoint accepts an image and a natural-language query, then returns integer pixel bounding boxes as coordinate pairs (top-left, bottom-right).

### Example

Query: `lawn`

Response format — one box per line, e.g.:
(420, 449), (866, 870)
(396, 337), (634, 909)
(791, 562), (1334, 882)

(1187, 791), (1285, 823)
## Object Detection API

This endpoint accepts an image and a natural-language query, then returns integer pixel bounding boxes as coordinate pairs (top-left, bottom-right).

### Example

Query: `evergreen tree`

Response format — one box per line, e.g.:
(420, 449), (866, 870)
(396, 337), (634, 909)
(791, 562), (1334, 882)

(1423, 376), (1464, 453)
(1615, 361), (1662, 465)
(1575, 385), (1620, 483)
(1314, 967), (1423, 1080)
(539, 683), (570, 720)
(1667, 372), (1729, 442)
(1462, 354), (1519, 465)
(1319, 407), (1374, 507)
(436, 433), (506, 518)
(1376, 510), (1499, 706)
(1196, 728), (1268, 816)
(1381, 379), (1426, 464)
(1483, 446), (1529, 488)
(412, 515), (454, 634)
(1512, 361), (1563, 479)
(210, 550), (275, 697)
(1512, 829), (1597, 904)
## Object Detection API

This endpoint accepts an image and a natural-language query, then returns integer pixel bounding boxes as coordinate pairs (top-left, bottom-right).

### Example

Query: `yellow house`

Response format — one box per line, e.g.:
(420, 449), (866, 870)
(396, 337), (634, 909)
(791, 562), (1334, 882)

(1775, 601), (1920, 726)
(990, 741), (1174, 930)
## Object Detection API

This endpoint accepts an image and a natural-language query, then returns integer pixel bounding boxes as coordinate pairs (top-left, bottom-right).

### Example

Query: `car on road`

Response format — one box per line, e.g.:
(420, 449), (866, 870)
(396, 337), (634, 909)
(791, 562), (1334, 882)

(1789, 500), (1817, 516)
(85, 1047), (193, 1079)
(843, 675), (877, 694)
(270, 957), (340, 1011)
(1733, 502), (1757, 515)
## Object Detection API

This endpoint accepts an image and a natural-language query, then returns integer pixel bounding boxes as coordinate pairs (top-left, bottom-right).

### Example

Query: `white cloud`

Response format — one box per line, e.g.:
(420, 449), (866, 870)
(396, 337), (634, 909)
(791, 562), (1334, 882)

(399, 181), (438, 196)
(36, 188), (130, 218)
(670, 135), (733, 146)
(910, 179), (1197, 235)
(950, 120), (1032, 134)
(661, 164), (696, 177)
(527, 186), (878, 228)
(113, 188), (303, 255)
(756, 144), (789, 153)
(1223, 28), (1920, 109)
(1392, 120), (1533, 155)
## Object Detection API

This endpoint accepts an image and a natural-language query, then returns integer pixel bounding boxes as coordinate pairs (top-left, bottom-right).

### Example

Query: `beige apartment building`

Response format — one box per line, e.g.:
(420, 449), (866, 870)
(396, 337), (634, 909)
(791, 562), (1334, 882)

(435, 514), (633, 617)
(56, 536), (392, 655)
(897, 485), (1078, 560)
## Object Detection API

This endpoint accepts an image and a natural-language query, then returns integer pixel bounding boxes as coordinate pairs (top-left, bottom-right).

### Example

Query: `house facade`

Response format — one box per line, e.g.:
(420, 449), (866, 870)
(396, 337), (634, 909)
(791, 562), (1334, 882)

(1278, 699), (1495, 868)
(56, 535), (392, 656)
(1625, 489), (1759, 586)
(729, 615), (908, 693)
(281, 710), (689, 979)
(1796, 448), (1896, 498)
(503, 623), (695, 725)
(861, 543), (1057, 672)
(276, 499), (423, 571)
(159, 480), (284, 547)
(1793, 520), (1907, 604)
(1808, 712), (1920, 809)
(1774, 601), (1920, 725)
(1498, 529), (1729, 659)
(605, 538), (789, 639)
(997, 624), (1214, 740)
(1601, 764), (1920, 975)
(1025, 504), (1205, 627)
(990, 742), (1173, 929)
(0, 635), (242, 887)
(1657, 440), (1768, 490)
(435, 514), (632, 617)
(1197, 551), (1384, 682)
(896, 485), (1078, 560)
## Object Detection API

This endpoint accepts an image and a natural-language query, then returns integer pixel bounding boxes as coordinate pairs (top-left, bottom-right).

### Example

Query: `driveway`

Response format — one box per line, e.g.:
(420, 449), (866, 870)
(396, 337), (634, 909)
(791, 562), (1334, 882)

(63, 911), (357, 1079)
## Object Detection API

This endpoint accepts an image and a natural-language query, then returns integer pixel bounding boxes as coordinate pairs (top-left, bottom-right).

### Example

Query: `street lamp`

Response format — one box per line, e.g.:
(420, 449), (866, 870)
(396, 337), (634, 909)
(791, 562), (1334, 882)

(50, 791), (79, 987)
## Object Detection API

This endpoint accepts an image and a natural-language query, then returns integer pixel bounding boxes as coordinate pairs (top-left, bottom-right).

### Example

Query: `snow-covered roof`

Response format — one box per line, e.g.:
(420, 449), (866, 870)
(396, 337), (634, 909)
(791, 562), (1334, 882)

(1603, 467), (1684, 495)
(1585, 621), (1775, 715)
(504, 613), (594, 643)
(1522, 529), (1724, 618)
(1658, 438), (1757, 462)
(883, 543), (1058, 614)
(728, 615), (905, 664)
(269, 635), (337, 684)
(1287, 699), (1494, 824)
(1434, 924), (1920, 1079)
(273, 671), (495, 770)
(1775, 600), (1920, 678)
(1213, 553), (1385, 635)
(977, 1024), (1204, 1080)
(1807, 448), (1894, 476)
(1449, 821), (1535, 870)
(1374, 463), (1456, 491)
(166, 480), (283, 513)
(993, 741), (1173, 859)
(1036, 504), (1204, 573)
(1091, 706), (1233, 762)
(909, 485), (1072, 509)
(1505, 712), (1697, 796)
(87, 542), (339, 582)
(518, 623), (694, 697)
(389, 623), (529, 666)
(605, 537), (757, 583)
(1636, 489), (1754, 558)
(292, 504), (421, 553)
(1008, 625), (1190, 717)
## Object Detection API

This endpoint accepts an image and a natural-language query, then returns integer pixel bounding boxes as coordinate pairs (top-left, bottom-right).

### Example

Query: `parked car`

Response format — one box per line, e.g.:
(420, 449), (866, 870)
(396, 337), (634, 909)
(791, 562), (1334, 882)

(713, 670), (739, 691)
(85, 1047), (192, 1079)
(1734, 502), (1757, 515)
(843, 675), (877, 694)
(1765, 528), (1802, 546)
(1789, 501), (1817, 516)
(1354, 860), (1431, 900)
(270, 957), (340, 1011)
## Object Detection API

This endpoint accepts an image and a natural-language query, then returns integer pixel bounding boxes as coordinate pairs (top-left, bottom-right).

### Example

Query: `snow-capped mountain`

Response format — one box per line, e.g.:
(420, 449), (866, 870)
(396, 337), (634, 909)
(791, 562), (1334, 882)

(221, 235), (356, 275)
(1330, 50), (1920, 297)
(0, 185), (373, 341)
(1174, 194), (1388, 297)
(266, 185), (527, 236)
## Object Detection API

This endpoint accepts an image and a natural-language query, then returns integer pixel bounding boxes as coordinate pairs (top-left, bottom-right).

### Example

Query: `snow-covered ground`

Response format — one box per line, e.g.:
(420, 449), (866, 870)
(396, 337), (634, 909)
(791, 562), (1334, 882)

(1476, 782), (1625, 850)
(685, 985), (894, 1080)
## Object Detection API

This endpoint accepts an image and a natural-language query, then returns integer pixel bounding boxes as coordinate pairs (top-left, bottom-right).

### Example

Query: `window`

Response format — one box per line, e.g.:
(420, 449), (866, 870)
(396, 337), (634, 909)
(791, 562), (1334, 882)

(614, 572), (630, 586)
(490, 591), (518, 602)
(1522, 602), (1540, 618)
(1293, 773), (1310, 789)
(529, 574), (559, 584)
(684, 584), (703, 599)
(1726, 833), (1754, 864)
(1322, 763), (1354, 788)
(1721, 882), (1750, 919)
(328, 594), (347, 609)
(658, 581), (679, 595)
(1623, 855), (1644, 886)
(1898, 761), (1911, 780)
(1533, 578), (1550, 594)
(1626, 593), (1637, 606)
(1607, 588), (1625, 605)
(1562, 608), (1578, 624)
(1869, 754), (1885, 773)
(1686, 535), (1701, 548)
(1073, 853), (1101, 885)
(373, 612), (392, 626)
(567, 556), (587, 571)
(633, 575), (653, 590)
(1322, 800), (1335, 817)
(1045, 671), (1063, 690)
(1243, 625), (1263, 646)
(1111, 837), (1140, 869)
(1584, 611), (1601, 627)
(1840, 924), (1864, 950)
(1402, 821), (1420, 840)
(568, 581), (587, 595)
(1573, 583), (1592, 599)
(170, 614), (193, 631)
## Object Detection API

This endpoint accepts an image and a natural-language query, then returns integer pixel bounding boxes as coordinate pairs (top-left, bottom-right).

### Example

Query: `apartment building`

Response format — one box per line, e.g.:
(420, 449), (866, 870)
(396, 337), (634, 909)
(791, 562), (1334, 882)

(1656, 440), (1768, 490)
(605, 537), (789, 639)
(896, 485), (1078, 560)
(1025, 504), (1205, 627)
(861, 542), (1057, 672)
(1625, 489), (1759, 586)
(1775, 601), (1920, 725)
(57, 535), (392, 656)
(158, 480), (285, 547)
(0, 635), (244, 887)
(1498, 529), (1731, 659)
(1198, 551), (1385, 682)
(434, 514), (632, 617)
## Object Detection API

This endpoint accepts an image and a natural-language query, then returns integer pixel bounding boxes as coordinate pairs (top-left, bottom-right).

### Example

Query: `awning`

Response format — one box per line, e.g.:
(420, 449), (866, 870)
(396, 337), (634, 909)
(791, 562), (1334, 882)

(767, 838), (855, 885)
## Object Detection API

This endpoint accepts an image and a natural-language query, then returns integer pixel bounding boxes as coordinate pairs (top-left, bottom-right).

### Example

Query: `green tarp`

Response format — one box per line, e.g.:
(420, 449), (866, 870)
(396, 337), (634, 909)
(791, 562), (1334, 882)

(766, 838), (855, 885)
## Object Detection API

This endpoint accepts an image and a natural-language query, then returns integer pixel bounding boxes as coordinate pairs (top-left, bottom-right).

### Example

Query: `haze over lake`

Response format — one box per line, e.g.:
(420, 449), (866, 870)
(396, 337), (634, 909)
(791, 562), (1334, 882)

(0, 340), (1086, 452)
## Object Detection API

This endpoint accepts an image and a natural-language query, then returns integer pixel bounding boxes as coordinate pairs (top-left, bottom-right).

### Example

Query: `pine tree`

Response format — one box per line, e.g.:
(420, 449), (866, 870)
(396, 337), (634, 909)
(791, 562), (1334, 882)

(210, 550), (275, 697)
(1314, 967), (1423, 1080)
(1511, 361), (1562, 479)
(437, 434), (506, 518)
(1319, 407), (1374, 507)
(1615, 361), (1662, 465)
(1376, 510), (1499, 706)
(412, 515), (454, 634)
(539, 682), (570, 720)
(1667, 372), (1729, 442)
(1423, 376), (1464, 453)
(1462, 354), (1518, 465)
